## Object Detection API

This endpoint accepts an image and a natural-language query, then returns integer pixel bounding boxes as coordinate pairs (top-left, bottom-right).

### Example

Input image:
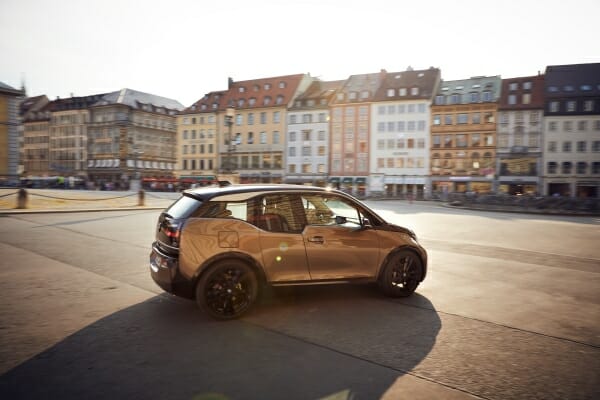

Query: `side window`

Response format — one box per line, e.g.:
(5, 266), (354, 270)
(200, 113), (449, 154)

(249, 194), (305, 233)
(199, 201), (247, 220)
(302, 194), (367, 228)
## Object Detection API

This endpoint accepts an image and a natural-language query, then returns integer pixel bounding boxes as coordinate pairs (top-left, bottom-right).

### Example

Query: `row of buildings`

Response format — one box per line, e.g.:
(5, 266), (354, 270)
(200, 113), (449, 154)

(1, 62), (599, 198)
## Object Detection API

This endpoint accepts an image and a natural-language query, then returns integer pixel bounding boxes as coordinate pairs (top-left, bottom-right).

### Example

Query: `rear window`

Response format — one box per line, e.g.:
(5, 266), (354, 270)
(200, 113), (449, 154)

(165, 195), (203, 219)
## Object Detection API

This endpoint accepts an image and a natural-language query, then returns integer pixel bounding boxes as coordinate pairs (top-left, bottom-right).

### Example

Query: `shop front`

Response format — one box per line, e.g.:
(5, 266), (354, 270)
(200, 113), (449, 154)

(383, 176), (427, 199)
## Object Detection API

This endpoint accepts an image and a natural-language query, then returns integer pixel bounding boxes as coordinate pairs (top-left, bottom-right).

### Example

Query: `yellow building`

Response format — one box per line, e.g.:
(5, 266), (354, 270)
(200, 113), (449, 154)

(430, 76), (501, 194)
(0, 82), (24, 184)
(176, 91), (225, 185)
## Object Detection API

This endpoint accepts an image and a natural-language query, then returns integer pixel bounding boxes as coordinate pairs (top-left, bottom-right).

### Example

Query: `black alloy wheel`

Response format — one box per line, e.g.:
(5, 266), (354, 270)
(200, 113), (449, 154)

(196, 261), (258, 320)
(378, 250), (422, 297)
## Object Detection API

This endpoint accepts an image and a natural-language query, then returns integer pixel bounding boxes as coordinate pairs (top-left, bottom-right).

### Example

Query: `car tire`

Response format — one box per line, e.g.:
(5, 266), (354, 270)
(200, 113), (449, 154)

(196, 260), (258, 320)
(378, 249), (422, 298)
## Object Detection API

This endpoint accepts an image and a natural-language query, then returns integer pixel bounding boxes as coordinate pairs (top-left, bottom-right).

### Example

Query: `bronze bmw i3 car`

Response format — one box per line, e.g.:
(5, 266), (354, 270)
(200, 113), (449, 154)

(150, 184), (427, 320)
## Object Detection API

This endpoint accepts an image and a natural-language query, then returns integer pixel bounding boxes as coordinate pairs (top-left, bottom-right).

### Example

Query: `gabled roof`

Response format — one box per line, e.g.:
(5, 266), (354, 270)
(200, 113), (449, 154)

(544, 63), (600, 97)
(20, 95), (49, 116)
(181, 90), (229, 115)
(499, 74), (545, 110)
(94, 88), (184, 111)
(47, 93), (108, 112)
(437, 75), (502, 101)
(224, 73), (307, 110)
(290, 79), (345, 110)
(373, 67), (441, 101)
(330, 70), (387, 105)
(0, 81), (24, 96)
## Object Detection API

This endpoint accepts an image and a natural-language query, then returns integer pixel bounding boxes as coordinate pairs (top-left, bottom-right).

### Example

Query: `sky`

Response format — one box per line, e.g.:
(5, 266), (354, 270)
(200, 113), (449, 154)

(1, 0), (599, 107)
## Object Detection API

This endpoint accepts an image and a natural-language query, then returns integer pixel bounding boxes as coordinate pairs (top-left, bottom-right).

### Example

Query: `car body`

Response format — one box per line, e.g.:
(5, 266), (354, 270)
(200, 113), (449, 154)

(150, 184), (427, 319)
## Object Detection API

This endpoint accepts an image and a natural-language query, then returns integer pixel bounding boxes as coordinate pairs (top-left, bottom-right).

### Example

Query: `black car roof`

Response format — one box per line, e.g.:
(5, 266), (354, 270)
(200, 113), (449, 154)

(183, 184), (330, 201)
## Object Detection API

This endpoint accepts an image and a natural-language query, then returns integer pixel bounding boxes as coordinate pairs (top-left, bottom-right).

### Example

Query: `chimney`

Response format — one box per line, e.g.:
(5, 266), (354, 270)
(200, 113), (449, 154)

(228, 77), (234, 89)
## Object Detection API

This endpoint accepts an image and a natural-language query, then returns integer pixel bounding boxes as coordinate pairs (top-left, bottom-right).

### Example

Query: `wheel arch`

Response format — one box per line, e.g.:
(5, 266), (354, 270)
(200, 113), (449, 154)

(377, 245), (427, 283)
(192, 252), (267, 297)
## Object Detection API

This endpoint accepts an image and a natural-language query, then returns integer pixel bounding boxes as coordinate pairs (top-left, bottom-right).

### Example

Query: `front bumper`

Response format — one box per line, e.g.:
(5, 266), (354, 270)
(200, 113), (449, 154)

(150, 243), (194, 299)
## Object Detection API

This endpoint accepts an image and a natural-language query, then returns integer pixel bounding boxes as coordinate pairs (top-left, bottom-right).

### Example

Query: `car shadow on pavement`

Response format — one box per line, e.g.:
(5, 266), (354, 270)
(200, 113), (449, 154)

(0, 287), (441, 400)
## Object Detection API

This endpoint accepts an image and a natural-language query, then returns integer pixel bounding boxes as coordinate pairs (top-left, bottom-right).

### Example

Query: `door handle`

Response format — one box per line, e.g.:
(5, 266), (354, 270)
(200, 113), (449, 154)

(307, 236), (325, 244)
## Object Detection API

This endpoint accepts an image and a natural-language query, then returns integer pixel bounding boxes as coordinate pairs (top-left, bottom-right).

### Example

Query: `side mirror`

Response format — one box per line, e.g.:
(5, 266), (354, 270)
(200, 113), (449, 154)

(334, 215), (347, 225)
(362, 218), (372, 228)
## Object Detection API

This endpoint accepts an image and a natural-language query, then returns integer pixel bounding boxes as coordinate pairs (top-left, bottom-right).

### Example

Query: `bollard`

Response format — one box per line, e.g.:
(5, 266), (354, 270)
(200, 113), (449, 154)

(16, 188), (28, 209)
(138, 189), (145, 207)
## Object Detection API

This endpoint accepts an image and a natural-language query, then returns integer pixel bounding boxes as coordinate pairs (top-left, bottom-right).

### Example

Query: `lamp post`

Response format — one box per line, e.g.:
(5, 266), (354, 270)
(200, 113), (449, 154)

(224, 107), (235, 173)
(130, 144), (144, 191)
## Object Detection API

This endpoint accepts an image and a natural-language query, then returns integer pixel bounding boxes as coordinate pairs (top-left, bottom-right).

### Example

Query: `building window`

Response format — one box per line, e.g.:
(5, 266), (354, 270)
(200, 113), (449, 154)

(290, 115), (297, 124)
(456, 134), (467, 147)
(248, 132), (254, 144)
(444, 135), (452, 148)
(593, 162), (600, 174)
(576, 162), (587, 174)
(432, 135), (440, 148)
(548, 141), (557, 152)
(548, 121), (557, 131)
(522, 93), (531, 104)
(584, 100), (594, 112)
(470, 92), (480, 103)
(260, 112), (266, 124)
(289, 164), (296, 173)
(593, 141), (600, 152)
(399, 88), (407, 96)
(289, 147), (296, 157)
(509, 83), (518, 91)
(471, 133), (481, 147)
(523, 81), (532, 90)
(564, 121), (573, 131)
(444, 115), (453, 125)
(567, 101), (576, 112)
(549, 101), (559, 112)
(547, 162), (557, 174)
(435, 95), (444, 105)
(386, 89), (395, 97)
(302, 146), (311, 156)
(411, 87), (419, 95)
(248, 113), (254, 125)
(577, 141), (587, 152)
(457, 114), (468, 124)
(273, 131), (280, 144)
(578, 121), (587, 131)
(482, 91), (492, 102)
(433, 115), (441, 125)
(562, 162), (572, 174)
(472, 113), (481, 124)
(508, 94), (517, 105)
(260, 131), (267, 144)
(562, 141), (572, 152)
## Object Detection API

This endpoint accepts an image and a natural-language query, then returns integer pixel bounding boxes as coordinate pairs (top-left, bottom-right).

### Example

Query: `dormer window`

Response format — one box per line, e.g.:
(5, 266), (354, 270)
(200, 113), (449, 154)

(411, 87), (419, 95)
(337, 93), (344, 101)
(349, 92), (357, 100)
(399, 88), (407, 96)
(387, 89), (395, 97)
(239, 87), (245, 93)
(360, 91), (369, 99)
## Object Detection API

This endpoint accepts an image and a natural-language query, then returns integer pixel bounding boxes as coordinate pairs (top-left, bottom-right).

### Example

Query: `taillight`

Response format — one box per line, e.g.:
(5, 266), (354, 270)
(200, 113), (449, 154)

(161, 220), (182, 247)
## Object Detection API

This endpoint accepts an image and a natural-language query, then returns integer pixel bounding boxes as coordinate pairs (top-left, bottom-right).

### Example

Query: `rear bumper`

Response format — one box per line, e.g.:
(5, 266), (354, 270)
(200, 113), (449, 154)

(150, 243), (194, 299)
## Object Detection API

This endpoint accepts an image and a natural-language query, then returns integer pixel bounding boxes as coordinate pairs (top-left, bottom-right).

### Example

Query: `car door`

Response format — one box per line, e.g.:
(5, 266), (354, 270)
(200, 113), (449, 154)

(301, 193), (381, 280)
(251, 193), (311, 283)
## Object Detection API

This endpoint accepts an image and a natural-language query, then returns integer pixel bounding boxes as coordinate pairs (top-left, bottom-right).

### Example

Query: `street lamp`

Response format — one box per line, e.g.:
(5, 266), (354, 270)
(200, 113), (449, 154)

(130, 144), (144, 191)
(224, 107), (235, 173)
